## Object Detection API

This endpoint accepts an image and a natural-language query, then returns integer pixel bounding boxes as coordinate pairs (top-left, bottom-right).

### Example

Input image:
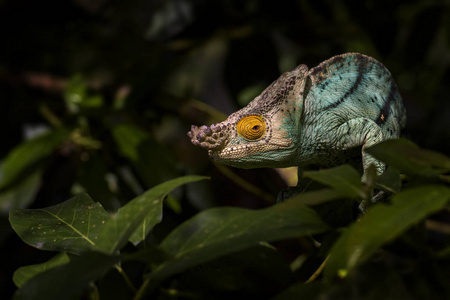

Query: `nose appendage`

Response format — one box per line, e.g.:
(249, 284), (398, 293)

(187, 123), (227, 150)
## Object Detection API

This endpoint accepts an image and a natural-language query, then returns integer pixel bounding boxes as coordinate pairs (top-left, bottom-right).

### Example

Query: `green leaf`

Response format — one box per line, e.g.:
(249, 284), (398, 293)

(135, 139), (180, 188)
(13, 253), (70, 288)
(366, 138), (450, 176)
(9, 193), (109, 255)
(325, 185), (450, 278)
(0, 168), (42, 213)
(13, 252), (120, 300)
(0, 128), (69, 190)
(148, 198), (330, 281)
(113, 124), (180, 189)
(303, 165), (364, 198)
(112, 124), (149, 162)
(76, 154), (116, 211)
(64, 75), (103, 112)
(288, 189), (349, 206)
(94, 175), (208, 254)
(237, 83), (266, 106)
(376, 166), (402, 193)
(82, 95), (103, 108)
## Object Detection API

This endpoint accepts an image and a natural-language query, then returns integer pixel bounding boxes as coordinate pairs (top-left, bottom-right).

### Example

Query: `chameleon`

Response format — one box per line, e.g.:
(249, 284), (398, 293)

(187, 53), (406, 204)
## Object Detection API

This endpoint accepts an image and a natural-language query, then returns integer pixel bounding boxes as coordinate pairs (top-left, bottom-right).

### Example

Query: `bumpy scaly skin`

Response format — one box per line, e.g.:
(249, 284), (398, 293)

(188, 53), (406, 183)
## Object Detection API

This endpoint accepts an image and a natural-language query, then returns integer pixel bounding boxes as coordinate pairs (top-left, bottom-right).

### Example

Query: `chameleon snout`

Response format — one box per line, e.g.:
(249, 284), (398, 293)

(187, 123), (227, 150)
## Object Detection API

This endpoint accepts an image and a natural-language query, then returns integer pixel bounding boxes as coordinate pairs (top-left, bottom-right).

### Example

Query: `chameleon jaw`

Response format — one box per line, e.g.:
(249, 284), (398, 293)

(207, 143), (254, 160)
(207, 138), (294, 165)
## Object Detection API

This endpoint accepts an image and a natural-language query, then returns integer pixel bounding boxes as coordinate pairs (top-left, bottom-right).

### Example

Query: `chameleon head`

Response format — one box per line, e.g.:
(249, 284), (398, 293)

(187, 64), (308, 168)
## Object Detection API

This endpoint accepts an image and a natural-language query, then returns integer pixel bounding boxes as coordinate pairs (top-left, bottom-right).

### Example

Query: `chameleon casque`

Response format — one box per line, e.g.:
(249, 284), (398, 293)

(188, 53), (406, 203)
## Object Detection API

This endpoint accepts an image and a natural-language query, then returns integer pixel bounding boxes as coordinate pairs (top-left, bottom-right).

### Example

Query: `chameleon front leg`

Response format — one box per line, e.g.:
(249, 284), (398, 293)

(331, 117), (387, 212)
(277, 118), (385, 204)
(331, 117), (386, 180)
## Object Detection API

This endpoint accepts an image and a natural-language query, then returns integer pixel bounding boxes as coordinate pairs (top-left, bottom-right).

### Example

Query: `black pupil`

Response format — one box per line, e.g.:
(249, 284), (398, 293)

(252, 125), (260, 131)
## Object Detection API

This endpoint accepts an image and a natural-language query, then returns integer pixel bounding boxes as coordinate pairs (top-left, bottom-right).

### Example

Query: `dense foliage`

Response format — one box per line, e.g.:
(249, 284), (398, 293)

(7, 140), (450, 299)
(1, 0), (450, 299)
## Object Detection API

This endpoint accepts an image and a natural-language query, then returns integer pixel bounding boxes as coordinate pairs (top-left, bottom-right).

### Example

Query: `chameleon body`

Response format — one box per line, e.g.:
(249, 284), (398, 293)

(188, 53), (406, 191)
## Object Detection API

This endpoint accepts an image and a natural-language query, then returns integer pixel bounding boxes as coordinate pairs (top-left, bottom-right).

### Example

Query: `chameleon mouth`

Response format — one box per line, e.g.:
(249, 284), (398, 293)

(208, 142), (281, 161)
(208, 145), (248, 160)
(208, 136), (295, 158)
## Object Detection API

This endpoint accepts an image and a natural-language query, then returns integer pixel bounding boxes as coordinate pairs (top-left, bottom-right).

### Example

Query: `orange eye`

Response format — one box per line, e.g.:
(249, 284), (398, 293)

(237, 115), (266, 141)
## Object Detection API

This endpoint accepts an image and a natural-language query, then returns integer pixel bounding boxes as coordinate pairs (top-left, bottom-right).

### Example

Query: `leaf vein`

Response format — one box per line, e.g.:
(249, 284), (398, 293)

(40, 209), (95, 246)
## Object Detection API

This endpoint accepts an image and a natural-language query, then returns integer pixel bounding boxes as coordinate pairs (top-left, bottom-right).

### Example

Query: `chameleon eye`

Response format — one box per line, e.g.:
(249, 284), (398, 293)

(237, 115), (266, 141)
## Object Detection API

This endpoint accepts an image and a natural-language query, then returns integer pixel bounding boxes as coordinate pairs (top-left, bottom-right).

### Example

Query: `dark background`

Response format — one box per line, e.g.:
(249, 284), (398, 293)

(1, 0), (449, 297)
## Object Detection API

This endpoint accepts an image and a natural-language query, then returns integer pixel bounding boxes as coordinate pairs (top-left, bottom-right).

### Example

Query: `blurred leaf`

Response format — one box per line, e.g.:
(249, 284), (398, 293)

(272, 282), (324, 300)
(303, 165), (364, 198)
(184, 99), (228, 124)
(64, 75), (86, 114)
(77, 155), (116, 211)
(376, 167), (402, 193)
(135, 139), (180, 188)
(164, 194), (182, 214)
(117, 165), (144, 195)
(13, 252), (120, 300)
(288, 189), (356, 228)
(288, 189), (348, 206)
(325, 185), (450, 279)
(214, 162), (275, 203)
(366, 139), (450, 177)
(9, 193), (109, 255)
(237, 83), (266, 106)
(112, 124), (149, 162)
(82, 95), (103, 108)
(13, 253), (70, 288)
(0, 168), (42, 213)
(148, 200), (329, 281)
(94, 175), (208, 253)
(146, 0), (194, 40)
(64, 75), (103, 113)
(0, 128), (70, 190)
(113, 123), (180, 189)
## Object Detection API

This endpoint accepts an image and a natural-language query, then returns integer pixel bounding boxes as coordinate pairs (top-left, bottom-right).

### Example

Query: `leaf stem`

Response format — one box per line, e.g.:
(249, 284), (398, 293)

(134, 278), (150, 300)
(214, 162), (275, 203)
(39, 103), (62, 127)
(305, 256), (328, 283)
(374, 183), (397, 194)
(115, 264), (137, 294)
